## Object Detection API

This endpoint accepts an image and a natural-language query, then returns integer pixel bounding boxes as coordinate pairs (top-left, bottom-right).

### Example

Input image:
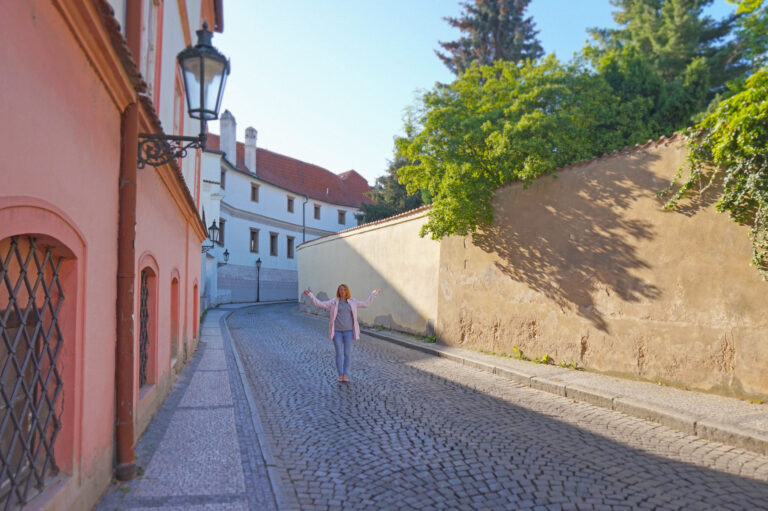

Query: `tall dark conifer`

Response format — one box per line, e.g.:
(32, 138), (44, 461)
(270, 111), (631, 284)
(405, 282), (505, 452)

(437, 0), (544, 74)
(359, 156), (424, 224)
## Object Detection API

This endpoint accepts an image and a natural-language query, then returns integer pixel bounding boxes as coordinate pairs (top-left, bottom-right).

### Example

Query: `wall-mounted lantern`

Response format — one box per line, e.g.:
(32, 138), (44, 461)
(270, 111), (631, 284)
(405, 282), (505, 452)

(223, 249), (229, 263)
(138, 22), (230, 168)
(201, 220), (219, 253)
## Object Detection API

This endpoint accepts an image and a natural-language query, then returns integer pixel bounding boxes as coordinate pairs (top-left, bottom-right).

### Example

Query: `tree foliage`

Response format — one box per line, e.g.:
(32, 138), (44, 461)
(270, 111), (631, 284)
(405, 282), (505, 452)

(585, 0), (749, 129)
(396, 57), (650, 239)
(731, 0), (768, 71)
(661, 68), (768, 278)
(436, 0), (544, 74)
(359, 156), (425, 223)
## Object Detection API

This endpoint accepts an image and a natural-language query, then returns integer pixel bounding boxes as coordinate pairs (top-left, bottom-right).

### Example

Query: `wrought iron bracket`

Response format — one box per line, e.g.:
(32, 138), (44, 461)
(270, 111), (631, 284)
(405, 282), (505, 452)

(138, 132), (207, 168)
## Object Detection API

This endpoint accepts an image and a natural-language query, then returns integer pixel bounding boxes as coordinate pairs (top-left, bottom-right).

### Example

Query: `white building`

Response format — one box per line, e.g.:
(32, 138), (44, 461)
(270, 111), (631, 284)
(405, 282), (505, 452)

(200, 111), (370, 305)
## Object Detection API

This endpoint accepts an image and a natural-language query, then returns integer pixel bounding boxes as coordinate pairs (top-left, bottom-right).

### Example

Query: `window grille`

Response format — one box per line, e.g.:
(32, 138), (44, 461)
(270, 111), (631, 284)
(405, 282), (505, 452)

(139, 270), (149, 387)
(1, 236), (64, 511)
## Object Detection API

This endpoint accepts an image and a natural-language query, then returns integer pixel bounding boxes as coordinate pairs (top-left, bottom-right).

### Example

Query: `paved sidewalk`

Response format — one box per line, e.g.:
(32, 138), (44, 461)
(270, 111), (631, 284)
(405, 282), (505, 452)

(95, 304), (280, 511)
(359, 324), (768, 456)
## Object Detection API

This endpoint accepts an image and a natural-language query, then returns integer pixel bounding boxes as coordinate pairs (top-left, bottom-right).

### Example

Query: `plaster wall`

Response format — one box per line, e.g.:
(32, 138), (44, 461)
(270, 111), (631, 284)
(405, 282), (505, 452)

(135, 161), (202, 428)
(438, 138), (768, 399)
(0, 0), (121, 508)
(298, 210), (440, 335)
(221, 165), (360, 237)
(201, 152), (364, 304)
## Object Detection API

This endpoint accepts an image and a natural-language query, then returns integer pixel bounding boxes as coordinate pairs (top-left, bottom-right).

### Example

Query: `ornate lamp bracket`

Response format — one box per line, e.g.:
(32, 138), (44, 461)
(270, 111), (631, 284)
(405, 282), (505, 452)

(138, 132), (207, 169)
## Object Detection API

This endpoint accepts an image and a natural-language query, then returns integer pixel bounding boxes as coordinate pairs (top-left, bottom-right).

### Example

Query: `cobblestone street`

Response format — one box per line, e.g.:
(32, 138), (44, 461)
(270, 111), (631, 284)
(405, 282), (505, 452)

(228, 304), (768, 511)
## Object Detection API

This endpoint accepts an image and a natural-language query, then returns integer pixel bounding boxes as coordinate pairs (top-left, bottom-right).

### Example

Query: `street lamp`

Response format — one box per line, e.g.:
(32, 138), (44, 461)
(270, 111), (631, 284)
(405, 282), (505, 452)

(255, 257), (261, 302)
(223, 249), (229, 264)
(138, 22), (230, 168)
(201, 219), (219, 253)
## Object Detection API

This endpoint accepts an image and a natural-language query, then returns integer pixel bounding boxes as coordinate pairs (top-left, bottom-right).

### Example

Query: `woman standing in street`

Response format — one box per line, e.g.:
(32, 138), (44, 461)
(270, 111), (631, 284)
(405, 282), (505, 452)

(303, 285), (381, 382)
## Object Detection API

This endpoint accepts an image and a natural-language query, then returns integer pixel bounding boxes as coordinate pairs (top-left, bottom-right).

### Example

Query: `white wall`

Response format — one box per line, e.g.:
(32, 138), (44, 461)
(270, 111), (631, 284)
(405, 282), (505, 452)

(222, 168), (360, 234)
(298, 208), (439, 335)
(199, 148), (365, 303)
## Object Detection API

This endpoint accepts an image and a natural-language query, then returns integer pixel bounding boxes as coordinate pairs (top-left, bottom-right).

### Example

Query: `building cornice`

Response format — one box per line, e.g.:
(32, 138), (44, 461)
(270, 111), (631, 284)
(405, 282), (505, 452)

(220, 201), (335, 237)
(52, 0), (142, 111)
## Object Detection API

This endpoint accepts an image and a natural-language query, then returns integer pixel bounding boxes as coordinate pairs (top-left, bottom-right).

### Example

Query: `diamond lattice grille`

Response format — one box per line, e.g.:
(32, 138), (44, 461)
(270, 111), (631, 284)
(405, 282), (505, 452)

(139, 270), (149, 387)
(0, 236), (64, 511)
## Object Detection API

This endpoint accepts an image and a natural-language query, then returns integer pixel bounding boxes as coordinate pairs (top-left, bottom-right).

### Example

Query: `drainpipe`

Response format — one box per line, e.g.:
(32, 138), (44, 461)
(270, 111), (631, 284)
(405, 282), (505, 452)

(115, 0), (141, 482)
(302, 194), (309, 243)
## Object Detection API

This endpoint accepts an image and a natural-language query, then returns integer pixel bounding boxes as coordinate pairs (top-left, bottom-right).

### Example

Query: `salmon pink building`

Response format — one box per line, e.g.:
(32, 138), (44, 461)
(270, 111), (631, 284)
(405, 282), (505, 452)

(0, 1), (224, 509)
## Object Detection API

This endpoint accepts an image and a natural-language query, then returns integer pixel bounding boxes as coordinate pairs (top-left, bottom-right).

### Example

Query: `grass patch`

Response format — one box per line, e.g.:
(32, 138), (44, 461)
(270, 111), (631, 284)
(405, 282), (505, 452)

(478, 346), (583, 370)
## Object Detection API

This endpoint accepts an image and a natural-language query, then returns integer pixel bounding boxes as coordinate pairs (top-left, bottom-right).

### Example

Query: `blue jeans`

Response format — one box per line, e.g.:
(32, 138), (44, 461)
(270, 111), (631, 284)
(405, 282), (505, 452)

(332, 330), (354, 376)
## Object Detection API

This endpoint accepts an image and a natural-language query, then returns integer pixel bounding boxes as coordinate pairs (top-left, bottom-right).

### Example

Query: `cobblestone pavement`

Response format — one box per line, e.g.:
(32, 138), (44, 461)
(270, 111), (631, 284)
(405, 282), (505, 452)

(95, 308), (277, 511)
(228, 303), (768, 511)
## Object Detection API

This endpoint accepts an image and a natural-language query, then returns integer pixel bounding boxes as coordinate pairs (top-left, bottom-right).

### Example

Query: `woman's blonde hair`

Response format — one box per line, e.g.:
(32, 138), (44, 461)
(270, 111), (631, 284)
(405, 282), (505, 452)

(336, 284), (351, 300)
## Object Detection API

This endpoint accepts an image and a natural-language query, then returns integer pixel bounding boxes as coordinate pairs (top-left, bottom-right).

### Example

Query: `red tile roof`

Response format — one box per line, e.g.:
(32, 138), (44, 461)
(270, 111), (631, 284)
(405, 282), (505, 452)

(206, 134), (372, 208)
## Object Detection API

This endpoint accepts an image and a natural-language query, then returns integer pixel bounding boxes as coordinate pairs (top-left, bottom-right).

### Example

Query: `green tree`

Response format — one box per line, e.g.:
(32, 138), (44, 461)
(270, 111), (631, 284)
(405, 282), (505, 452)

(586, 0), (749, 128)
(731, 0), (768, 71)
(396, 57), (645, 239)
(359, 156), (425, 223)
(437, 0), (544, 74)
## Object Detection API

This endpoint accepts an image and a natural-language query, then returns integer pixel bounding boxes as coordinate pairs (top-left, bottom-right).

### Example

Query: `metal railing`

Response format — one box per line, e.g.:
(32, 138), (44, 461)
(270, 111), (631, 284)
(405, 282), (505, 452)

(0, 236), (64, 511)
(139, 270), (149, 387)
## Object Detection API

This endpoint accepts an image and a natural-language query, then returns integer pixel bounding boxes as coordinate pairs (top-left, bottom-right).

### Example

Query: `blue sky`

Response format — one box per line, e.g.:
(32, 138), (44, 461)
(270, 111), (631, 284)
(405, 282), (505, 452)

(208, 1), (737, 185)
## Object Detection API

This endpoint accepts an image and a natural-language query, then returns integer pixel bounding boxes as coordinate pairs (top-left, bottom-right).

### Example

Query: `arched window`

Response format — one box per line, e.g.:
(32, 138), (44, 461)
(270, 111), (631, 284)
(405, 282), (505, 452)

(138, 265), (158, 388)
(170, 276), (180, 363)
(0, 235), (74, 509)
(192, 283), (199, 339)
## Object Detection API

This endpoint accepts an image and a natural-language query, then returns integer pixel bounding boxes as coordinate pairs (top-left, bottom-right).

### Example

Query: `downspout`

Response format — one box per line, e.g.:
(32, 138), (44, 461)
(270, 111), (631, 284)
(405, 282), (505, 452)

(115, 0), (141, 482)
(302, 194), (309, 243)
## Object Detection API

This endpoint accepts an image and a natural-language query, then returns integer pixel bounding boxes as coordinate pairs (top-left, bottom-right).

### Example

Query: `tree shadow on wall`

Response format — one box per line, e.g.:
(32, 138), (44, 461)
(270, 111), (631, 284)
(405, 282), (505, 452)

(659, 168), (722, 218)
(473, 153), (665, 332)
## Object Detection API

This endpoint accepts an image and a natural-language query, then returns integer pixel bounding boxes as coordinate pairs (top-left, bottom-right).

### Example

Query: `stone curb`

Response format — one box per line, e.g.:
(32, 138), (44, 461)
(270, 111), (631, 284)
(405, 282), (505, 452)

(360, 327), (768, 457)
(219, 311), (297, 511)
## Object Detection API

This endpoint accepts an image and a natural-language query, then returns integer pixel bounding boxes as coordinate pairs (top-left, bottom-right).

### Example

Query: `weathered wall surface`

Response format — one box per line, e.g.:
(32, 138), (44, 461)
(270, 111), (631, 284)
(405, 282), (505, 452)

(438, 137), (768, 399)
(218, 264), (298, 302)
(298, 209), (440, 335)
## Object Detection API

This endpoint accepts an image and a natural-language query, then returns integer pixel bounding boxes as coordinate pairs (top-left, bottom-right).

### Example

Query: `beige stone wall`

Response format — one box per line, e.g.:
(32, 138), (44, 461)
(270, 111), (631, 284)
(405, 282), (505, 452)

(297, 209), (440, 335)
(437, 137), (768, 399)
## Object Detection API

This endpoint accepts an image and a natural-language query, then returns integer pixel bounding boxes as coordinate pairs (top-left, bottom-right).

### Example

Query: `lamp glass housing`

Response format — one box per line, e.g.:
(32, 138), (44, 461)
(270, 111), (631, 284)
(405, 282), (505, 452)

(207, 220), (219, 244)
(178, 23), (230, 122)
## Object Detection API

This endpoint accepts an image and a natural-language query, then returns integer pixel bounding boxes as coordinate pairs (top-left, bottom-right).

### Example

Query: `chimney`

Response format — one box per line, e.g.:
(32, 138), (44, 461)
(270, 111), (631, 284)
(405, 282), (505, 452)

(245, 127), (257, 174)
(220, 110), (237, 165)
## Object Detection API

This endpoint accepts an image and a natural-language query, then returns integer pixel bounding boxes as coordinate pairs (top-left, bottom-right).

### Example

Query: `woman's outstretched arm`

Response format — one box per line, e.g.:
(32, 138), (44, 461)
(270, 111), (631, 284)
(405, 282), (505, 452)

(304, 289), (334, 309)
(354, 289), (381, 309)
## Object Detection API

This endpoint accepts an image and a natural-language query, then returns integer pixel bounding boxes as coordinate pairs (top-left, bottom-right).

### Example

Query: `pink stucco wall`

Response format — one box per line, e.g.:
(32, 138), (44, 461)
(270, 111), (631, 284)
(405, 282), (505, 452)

(0, 0), (121, 503)
(1, 1), (204, 509)
(134, 164), (202, 430)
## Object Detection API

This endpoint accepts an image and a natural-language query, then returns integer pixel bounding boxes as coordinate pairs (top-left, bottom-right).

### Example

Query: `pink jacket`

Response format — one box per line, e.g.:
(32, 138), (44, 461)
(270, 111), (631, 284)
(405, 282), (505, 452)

(305, 290), (380, 340)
